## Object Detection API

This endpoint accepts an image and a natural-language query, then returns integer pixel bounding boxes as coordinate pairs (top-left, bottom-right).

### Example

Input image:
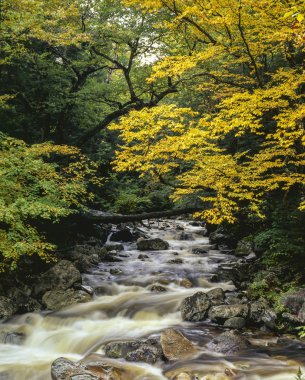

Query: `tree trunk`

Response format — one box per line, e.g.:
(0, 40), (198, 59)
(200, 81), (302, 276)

(79, 208), (201, 224)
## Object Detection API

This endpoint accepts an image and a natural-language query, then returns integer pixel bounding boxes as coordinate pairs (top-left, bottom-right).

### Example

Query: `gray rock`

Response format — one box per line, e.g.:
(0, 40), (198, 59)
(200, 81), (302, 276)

(180, 292), (210, 321)
(35, 260), (81, 296)
(104, 244), (124, 252)
(235, 238), (254, 257)
(192, 248), (208, 255)
(209, 304), (249, 323)
(138, 254), (149, 260)
(0, 297), (17, 320)
(160, 328), (197, 360)
(298, 303), (305, 323)
(167, 258), (183, 264)
(207, 330), (250, 354)
(51, 357), (122, 380)
(8, 288), (41, 313)
(282, 289), (305, 314)
(207, 288), (225, 302)
(104, 338), (162, 364)
(137, 238), (169, 251)
(42, 289), (91, 311)
(110, 229), (133, 242)
(249, 300), (269, 323)
(224, 317), (246, 329)
(261, 309), (277, 330)
(149, 284), (167, 292)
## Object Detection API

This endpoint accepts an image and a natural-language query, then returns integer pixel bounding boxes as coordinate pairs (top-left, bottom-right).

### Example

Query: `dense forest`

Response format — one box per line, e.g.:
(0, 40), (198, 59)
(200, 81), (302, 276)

(1, 0), (305, 299)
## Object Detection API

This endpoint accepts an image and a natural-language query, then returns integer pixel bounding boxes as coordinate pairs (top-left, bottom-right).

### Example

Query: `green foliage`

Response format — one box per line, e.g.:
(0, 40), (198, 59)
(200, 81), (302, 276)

(295, 368), (305, 380)
(0, 134), (98, 270)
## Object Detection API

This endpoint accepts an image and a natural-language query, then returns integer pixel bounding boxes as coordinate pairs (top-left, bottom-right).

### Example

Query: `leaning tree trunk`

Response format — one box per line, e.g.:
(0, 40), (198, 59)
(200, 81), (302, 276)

(78, 207), (201, 224)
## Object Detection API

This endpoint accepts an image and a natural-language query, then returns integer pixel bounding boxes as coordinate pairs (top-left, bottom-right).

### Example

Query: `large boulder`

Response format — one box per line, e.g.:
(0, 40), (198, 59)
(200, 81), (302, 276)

(42, 289), (91, 311)
(224, 317), (246, 329)
(180, 292), (210, 321)
(7, 288), (41, 314)
(51, 357), (123, 380)
(137, 238), (169, 251)
(160, 328), (197, 360)
(208, 304), (249, 323)
(34, 260), (81, 296)
(110, 229), (133, 242)
(235, 238), (254, 257)
(0, 297), (17, 320)
(104, 338), (162, 364)
(207, 330), (250, 354)
(282, 289), (305, 314)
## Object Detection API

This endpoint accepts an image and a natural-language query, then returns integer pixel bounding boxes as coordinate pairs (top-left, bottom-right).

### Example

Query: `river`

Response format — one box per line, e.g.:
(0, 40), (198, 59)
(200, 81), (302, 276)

(0, 219), (304, 379)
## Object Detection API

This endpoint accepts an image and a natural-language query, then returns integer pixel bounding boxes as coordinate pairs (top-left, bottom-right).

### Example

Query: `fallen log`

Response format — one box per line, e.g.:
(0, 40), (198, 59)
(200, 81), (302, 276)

(80, 207), (201, 224)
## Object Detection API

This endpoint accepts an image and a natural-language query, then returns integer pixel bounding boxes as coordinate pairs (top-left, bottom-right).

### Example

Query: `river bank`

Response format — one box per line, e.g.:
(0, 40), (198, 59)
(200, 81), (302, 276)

(0, 219), (305, 379)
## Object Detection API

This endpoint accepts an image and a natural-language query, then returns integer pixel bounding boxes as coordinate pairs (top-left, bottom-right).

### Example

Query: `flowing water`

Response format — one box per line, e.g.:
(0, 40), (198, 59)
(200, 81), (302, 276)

(0, 220), (305, 380)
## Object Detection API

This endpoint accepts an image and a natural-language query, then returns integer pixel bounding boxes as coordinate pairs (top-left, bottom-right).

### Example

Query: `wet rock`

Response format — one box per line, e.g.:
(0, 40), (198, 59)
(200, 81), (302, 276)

(125, 344), (162, 364)
(189, 221), (201, 226)
(51, 357), (123, 380)
(109, 268), (123, 275)
(180, 292), (210, 321)
(209, 228), (235, 247)
(104, 338), (162, 364)
(138, 254), (149, 260)
(282, 312), (302, 324)
(235, 238), (254, 257)
(178, 232), (193, 241)
(282, 289), (305, 314)
(192, 248), (208, 255)
(160, 328), (197, 360)
(249, 299), (269, 324)
(207, 288), (225, 302)
(207, 330), (250, 354)
(209, 304), (249, 323)
(261, 309), (277, 330)
(7, 288), (41, 313)
(174, 373), (192, 380)
(99, 249), (122, 263)
(298, 303), (305, 323)
(0, 327), (26, 345)
(167, 258), (183, 264)
(110, 228), (133, 242)
(42, 289), (91, 311)
(224, 317), (246, 329)
(149, 284), (167, 292)
(137, 238), (169, 251)
(104, 244), (124, 252)
(34, 260), (81, 296)
(179, 279), (193, 288)
(0, 297), (17, 320)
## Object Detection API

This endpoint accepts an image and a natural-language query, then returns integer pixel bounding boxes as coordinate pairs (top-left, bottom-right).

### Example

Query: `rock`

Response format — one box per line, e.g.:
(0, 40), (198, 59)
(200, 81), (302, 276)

(224, 317), (246, 329)
(298, 303), (305, 323)
(138, 254), (149, 260)
(42, 289), (91, 311)
(249, 300), (269, 324)
(104, 244), (124, 252)
(235, 238), (254, 257)
(178, 232), (193, 241)
(109, 268), (123, 275)
(149, 284), (167, 292)
(180, 292), (210, 321)
(282, 312), (302, 324)
(192, 248), (208, 255)
(207, 288), (225, 302)
(160, 328), (197, 360)
(179, 279), (193, 288)
(261, 309), (277, 330)
(137, 238), (169, 251)
(0, 297), (17, 320)
(189, 221), (201, 226)
(282, 289), (305, 314)
(167, 258), (183, 264)
(125, 344), (162, 364)
(34, 260), (81, 296)
(207, 330), (250, 354)
(104, 339), (162, 364)
(51, 357), (123, 380)
(99, 249), (122, 263)
(110, 229), (133, 242)
(174, 373), (192, 380)
(0, 327), (26, 345)
(209, 228), (234, 247)
(209, 304), (249, 323)
(7, 288), (41, 314)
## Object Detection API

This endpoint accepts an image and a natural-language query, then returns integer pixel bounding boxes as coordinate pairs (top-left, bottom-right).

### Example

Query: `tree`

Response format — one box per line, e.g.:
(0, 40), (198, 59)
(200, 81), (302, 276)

(112, 0), (305, 224)
(0, 133), (98, 271)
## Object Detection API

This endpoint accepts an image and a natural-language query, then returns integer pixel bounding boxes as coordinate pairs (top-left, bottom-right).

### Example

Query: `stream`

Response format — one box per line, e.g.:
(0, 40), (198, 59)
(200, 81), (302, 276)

(0, 219), (305, 379)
